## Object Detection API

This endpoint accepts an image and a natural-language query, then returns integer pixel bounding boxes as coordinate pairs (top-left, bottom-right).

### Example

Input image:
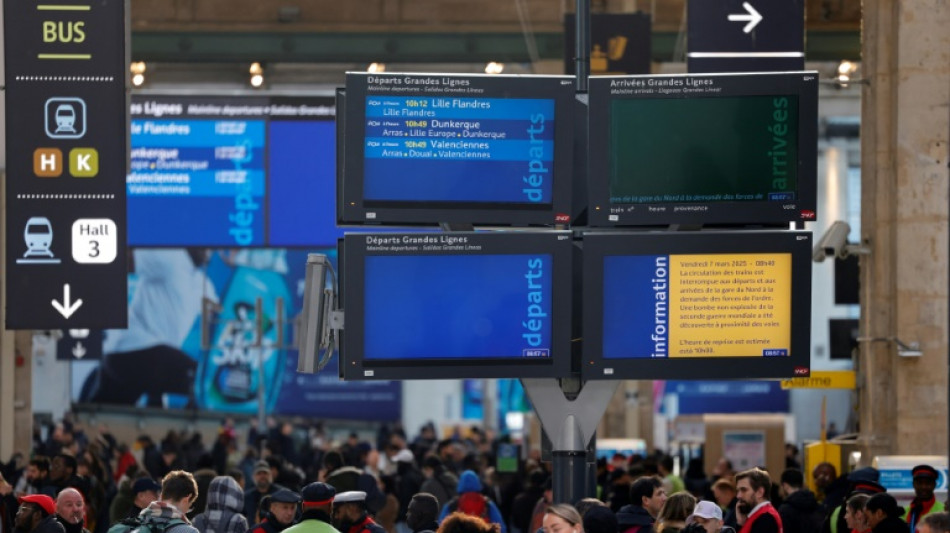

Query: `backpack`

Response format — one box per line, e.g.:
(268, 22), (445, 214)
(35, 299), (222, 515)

(452, 493), (490, 522)
(108, 516), (187, 533)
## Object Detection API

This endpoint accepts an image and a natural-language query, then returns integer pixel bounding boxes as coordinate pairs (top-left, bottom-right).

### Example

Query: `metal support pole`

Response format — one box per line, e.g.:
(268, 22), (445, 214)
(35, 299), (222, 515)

(575, 0), (590, 93)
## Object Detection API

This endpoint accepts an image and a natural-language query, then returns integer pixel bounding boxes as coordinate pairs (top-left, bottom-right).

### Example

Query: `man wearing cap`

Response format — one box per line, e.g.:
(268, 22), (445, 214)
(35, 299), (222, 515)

(687, 501), (733, 533)
(332, 492), (384, 533)
(130, 478), (162, 520)
(821, 474), (886, 533)
(15, 495), (66, 533)
(54, 489), (89, 533)
(249, 489), (303, 533)
(244, 462), (285, 524)
(281, 483), (337, 533)
(906, 465), (945, 531)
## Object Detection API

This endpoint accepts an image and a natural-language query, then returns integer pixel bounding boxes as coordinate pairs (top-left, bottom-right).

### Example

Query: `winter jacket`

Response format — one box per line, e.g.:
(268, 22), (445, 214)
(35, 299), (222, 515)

(616, 505), (655, 533)
(778, 489), (823, 533)
(192, 477), (248, 533)
(438, 471), (506, 533)
(35, 515), (67, 533)
(419, 472), (458, 509)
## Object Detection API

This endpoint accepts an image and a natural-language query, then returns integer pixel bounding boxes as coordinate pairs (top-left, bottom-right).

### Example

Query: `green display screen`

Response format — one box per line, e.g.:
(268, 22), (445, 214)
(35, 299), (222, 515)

(609, 95), (799, 204)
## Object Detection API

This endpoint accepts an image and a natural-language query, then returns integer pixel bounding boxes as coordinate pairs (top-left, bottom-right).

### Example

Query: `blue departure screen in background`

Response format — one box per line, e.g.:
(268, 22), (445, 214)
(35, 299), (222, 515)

(130, 119), (267, 246)
(363, 97), (555, 204)
(268, 120), (337, 246)
(362, 254), (553, 360)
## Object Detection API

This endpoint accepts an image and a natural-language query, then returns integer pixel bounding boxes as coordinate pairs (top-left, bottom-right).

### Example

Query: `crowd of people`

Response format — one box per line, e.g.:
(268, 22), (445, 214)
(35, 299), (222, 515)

(0, 417), (947, 533)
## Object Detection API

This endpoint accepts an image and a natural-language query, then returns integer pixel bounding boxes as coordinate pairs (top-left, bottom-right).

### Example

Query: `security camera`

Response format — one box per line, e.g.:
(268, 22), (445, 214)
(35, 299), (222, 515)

(813, 221), (852, 262)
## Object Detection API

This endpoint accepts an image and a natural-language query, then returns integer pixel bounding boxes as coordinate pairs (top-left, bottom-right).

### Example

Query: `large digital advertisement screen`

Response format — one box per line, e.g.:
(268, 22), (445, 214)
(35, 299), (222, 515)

(582, 231), (812, 380)
(588, 72), (818, 226)
(72, 248), (401, 420)
(339, 73), (575, 226)
(341, 231), (573, 380)
(129, 95), (340, 246)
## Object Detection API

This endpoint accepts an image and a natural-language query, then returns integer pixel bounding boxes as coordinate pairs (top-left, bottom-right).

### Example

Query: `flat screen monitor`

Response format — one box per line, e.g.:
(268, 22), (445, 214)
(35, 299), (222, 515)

(341, 231), (573, 380)
(339, 73), (575, 226)
(129, 94), (339, 246)
(582, 230), (812, 380)
(588, 72), (818, 226)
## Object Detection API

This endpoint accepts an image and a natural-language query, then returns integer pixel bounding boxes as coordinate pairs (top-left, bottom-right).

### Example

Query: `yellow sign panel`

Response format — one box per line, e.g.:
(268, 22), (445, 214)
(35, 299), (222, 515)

(780, 370), (856, 389)
(668, 253), (792, 357)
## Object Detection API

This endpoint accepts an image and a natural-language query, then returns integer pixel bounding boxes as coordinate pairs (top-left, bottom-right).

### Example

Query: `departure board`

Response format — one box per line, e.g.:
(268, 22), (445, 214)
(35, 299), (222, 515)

(339, 73), (575, 226)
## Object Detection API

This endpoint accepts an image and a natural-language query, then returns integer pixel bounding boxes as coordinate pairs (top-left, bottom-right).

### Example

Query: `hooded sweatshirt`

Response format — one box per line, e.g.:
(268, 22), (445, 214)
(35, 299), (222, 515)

(778, 489), (822, 533)
(437, 470), (506, 533)
(192, 477), (248, 533)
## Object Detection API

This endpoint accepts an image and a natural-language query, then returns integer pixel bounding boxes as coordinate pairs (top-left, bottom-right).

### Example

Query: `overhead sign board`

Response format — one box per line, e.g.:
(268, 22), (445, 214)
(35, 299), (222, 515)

(687, 0), (804, 73)
(4, 0), (129, 328)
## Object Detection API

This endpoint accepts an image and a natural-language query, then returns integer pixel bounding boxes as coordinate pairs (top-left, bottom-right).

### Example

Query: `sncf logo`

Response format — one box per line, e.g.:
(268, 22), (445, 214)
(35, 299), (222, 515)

(800, 210), (816, 220)
(793, 367), (809, 376)
(554, 213), (571, 223)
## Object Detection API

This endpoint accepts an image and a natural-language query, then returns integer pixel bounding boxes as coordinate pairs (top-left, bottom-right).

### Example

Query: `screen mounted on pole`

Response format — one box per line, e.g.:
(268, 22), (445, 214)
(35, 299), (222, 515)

(339, 73), (575, 226)
(588, 71), (818, 226)
(582, 230), (812, 380)
(340, 231), (573, 380)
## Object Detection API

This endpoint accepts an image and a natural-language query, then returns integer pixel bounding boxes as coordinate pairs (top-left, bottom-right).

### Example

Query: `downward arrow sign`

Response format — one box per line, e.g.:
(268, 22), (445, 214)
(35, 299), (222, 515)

(52, 283), (83, 319)
(72, 342), (87, 359)
(728, 2), (763, 33)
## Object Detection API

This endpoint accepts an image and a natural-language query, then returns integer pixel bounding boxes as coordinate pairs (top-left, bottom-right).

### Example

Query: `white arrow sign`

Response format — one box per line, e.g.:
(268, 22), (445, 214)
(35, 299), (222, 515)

(72, 342), (87, 359)
(728, 2), (763, 33)
(52, 283), (83, 319)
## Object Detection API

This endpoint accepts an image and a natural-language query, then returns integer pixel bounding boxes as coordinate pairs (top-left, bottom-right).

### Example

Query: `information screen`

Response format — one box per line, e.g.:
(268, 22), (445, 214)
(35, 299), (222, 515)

(588, 72), (818, 226)
(583, 231), (811, 379)
(340, 73), (575, 226)
(128, 95), (338, 246)
(341, 231), (573, 380)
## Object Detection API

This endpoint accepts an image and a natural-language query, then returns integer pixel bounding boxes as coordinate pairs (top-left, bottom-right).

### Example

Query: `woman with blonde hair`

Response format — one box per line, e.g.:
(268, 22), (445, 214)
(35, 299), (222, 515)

(656, 493), (697, 533)
(543, 504), (585, 533)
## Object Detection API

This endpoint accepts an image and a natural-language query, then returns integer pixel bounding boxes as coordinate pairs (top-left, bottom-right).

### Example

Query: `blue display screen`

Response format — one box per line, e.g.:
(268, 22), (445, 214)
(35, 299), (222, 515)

(268, 120), (338, 246)
(362, 254), (553, 360)
(129, 119), (267, 246)
(363, 97), (555, 204)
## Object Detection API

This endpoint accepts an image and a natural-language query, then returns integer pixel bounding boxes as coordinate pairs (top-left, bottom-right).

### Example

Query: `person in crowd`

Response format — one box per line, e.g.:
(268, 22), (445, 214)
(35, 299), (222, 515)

(406, 494), (440, 533)
(281, 483), (334, 533)
(618, 476), (668, 533)
(510, 471), (547, 533)
(248, 490), (303, 533)
(917, 513), (950, 533)
(822, 472), (886, 533)
(711, 480), (738, 531)
(191, 476), (247, 533)
(120, 471), (199, 533)
(906, 466), (945, 531)
(734, 469), (781, 533)
(710, 462), (735, 486)
(15, 495), (66, 533)
(438, 471), (506, 533)
(322, 453), (384, 516)
(685, 500), (731, 533)
(46, 455), (85, 498)
(419, 458), (457, 512)
(527, 478), (553, 533)
(541, 504), (583, 533)
(581, 505), (617, 533)
(2, 471), (18, 533)
(130, 477), (162, 521)
(659, 458), (685, 497)
(863, 494), (908, 533)
(684, 460), (710, 501)
(392, 450), (423, 533)
(813, 464), (849, 517)
(777, 469), (822, 533)
(189, 457), (219, 521)
(843, 494), (871, 533)
(573, 499), (606, 520)
(243, 462), (284, 524)
(436, 513), (499, 533)
(656, 492), (696, 533)
(332, 492), (385, 533)
(54, 489), (89, 533)
(16, 458), (51, 497)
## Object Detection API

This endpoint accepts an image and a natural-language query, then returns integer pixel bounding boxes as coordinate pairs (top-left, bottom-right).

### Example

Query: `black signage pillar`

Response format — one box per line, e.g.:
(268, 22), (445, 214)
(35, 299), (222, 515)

(4, 0), (129, 329)
(687, 0), (804, 73)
